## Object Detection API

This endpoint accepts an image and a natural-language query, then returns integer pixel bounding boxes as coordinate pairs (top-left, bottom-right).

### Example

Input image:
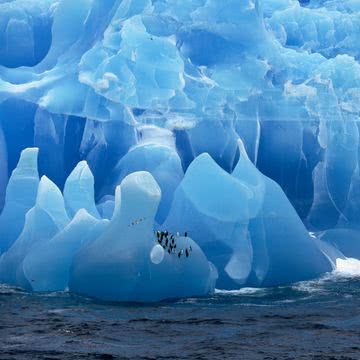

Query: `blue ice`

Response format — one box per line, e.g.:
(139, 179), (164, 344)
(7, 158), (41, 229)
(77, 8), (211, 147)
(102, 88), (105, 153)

(0, 0), (359, 302)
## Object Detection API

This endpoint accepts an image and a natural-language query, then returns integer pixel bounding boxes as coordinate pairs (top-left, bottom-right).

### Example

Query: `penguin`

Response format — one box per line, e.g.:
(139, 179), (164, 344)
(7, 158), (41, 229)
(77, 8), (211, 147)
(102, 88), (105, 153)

(178, 252), (182, 258)
(185, 249), (189, 258)
(184, 232), (188, 237)
(165, 238), (169, 247)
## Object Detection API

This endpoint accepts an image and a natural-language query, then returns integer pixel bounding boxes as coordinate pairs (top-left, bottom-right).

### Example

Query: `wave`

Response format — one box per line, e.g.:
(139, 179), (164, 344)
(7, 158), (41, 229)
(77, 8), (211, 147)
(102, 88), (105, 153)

(215, 288), (266, 296)
(334, 257), (360, 278)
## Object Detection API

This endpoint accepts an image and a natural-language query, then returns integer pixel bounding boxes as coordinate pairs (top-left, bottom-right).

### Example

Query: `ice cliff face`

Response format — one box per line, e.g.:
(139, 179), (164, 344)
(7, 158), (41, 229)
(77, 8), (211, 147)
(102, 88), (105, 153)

(0, 0), (359, 301)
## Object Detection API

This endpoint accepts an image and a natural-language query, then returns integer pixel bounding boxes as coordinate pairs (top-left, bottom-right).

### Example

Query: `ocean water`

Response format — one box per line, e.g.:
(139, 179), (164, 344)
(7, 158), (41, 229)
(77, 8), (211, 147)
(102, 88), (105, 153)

(1, 260), (360, 360)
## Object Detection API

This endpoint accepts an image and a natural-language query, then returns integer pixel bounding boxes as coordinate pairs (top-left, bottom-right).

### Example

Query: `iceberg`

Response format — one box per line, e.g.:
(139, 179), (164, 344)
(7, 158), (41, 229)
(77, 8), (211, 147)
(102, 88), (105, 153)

(69, 171), (217, 302)
(0, 0), (359, 302)
(232, 141), (333, 286)
(164, 143), (332, 288)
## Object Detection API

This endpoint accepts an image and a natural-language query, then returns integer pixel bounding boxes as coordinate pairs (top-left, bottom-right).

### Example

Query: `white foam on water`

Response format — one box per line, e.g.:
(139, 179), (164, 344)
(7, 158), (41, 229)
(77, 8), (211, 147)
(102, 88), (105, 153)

(215, 287), (265, 295)
(334, 257), (360, 278)
(291, 257), (360, 293)
(205, 258), (360, 299)
(291, 279), (326, 294)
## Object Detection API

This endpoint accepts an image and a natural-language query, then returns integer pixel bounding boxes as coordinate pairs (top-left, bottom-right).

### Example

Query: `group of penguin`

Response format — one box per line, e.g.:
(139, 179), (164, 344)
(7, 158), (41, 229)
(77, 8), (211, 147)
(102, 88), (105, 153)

(127, 218), (193, 259)
(155, 231), (193, 259)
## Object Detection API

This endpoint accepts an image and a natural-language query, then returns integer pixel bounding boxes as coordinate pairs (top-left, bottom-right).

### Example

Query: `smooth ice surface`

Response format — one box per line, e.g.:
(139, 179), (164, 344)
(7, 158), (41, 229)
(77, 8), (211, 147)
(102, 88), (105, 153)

(0, 175), (69, 288)
(0, 148), (39, 254)
(69, 172), (217, 302)
(104, 132), (184, 224)
(23, 209), (108, 292)
(232, 141), (332, 286)
(164, 145), (332, 288)
(0, 0), (359, 301)
(63, 161), (100, 219)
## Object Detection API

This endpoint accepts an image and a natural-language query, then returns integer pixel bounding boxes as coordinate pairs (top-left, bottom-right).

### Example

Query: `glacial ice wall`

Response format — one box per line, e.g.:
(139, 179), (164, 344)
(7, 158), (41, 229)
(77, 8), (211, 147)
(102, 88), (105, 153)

(0, 0), (359, 301)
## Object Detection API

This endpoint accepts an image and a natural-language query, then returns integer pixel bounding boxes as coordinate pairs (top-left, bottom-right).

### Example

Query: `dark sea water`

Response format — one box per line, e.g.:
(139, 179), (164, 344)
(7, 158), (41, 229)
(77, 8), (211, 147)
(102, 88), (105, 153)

(1, 268), (360, 360)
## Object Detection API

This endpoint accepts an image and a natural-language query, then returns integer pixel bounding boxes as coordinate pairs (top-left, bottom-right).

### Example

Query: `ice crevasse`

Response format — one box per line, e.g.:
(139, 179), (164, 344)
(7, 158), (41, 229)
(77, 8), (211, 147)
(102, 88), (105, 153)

(0, 0), (359, 302)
